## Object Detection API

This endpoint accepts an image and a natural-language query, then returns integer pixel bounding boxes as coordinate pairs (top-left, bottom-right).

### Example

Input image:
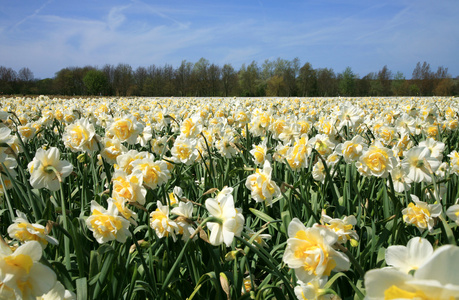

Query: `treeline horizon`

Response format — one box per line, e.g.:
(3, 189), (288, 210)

(1, 58), (458, 97)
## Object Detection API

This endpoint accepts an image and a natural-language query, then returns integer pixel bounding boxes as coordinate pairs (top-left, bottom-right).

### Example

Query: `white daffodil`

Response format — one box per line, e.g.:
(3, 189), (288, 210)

(385, 237), (434, 274)
(335, 135), (368, 163)
(320, 214), (358, 244)
(294, 277), (334, 300)
(205, 193), (244, 247)
(27, 147), (73, 191)
(402, 195), (442, 233)
(446, 204), (459, 225)
(365, 245), (459, 299)
(150, 201), (179, 241)
(283, 218), (350, 283)
(401, 146), (440, 183)
(356, 141), (397, 178)
(7, 210), (58, 248)
(249, 139), (270, 166)
(86, 199), (132, 244)
(0, 240), (57, 299)
(62, 118), (98, 153)
(171, 201), (196, 241)
(245, 160), (281, 206)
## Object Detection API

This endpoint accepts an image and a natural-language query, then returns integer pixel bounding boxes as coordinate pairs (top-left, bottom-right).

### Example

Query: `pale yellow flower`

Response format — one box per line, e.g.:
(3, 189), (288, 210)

(335, 135), (367, 163)
(283, 218), (350, 283)
(150, 201), (179, 241)
(0, 240), (57, 299)
(307, 134), (335, 157)
(205, 193), (244, 247)
(171, 137), (199, 165)
(62, 118), (98, 153)
(107, 115), (144, 144)
(180, 115), (202, 138)
(446, 203), (459, 225)
(355, 141), (396, 178)
(320, 213), (358, 244)
(17, 123), (36, 142)
(100, 137), (128, 165)
(250, 140), (270, 166)
(402, 195), (441, 233)
(171, 201), (196, 241)
(86, 199), (131, 244)
(27, 147), (73, 191)
(112, 170), (146, 205)
(131, 158), (170, 189)
(385, 237), (433, 274)
(364, 245), (459, 299)
(215, 133), (238, 158)
(7, 211), (58, 248)
(294, 278), (334, 300)
(285, 135), (309, 171)
(401, 146), (440, 183)
(37, 281), (76, 300)
(245, 160), (281, 206)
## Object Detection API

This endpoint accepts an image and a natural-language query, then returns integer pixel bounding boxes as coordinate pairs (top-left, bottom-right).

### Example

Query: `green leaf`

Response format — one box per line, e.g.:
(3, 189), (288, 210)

(249, 208), (275, 223)
(76, 277), (87, 300)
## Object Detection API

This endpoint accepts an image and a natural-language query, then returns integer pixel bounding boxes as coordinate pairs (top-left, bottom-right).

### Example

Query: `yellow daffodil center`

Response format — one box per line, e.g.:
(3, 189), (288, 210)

(4, 254), (33, 274)
(384, 285), (430, 299)
(363, 148), (389, 172)
(293, 230), (336, 276)
(404, 203), (431, 228)
(90, 209), (122, 237)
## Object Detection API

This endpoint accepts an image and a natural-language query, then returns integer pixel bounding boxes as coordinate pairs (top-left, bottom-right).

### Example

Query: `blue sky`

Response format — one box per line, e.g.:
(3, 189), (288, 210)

(1, 0), (458, 79)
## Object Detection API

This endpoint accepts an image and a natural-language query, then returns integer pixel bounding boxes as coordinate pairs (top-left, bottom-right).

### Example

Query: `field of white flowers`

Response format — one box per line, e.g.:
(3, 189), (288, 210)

(1, 95), (459, 299)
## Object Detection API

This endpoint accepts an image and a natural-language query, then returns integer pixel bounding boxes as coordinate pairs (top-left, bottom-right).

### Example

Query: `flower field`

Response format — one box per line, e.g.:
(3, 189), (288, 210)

(1, 95), (459, 299)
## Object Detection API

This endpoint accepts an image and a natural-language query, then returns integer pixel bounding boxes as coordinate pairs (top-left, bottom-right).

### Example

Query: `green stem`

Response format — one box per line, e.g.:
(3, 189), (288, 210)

(0, 174), (15, 221)
(60, 182), (71, 270)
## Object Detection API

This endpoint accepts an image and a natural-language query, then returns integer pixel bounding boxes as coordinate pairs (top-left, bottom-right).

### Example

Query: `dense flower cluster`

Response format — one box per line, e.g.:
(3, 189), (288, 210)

(1, 95), (459, 299)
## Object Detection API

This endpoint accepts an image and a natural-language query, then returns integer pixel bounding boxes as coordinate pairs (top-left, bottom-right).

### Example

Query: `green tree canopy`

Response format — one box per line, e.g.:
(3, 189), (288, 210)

(83, 69), (108, 96)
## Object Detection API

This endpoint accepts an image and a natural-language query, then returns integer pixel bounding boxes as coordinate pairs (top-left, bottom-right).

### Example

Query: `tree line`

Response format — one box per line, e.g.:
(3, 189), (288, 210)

(1, 58), (458, 97)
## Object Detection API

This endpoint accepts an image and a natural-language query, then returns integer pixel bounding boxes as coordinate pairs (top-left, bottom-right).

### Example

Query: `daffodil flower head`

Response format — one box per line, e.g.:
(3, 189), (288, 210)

(100, 137), (128, 165)
(402, 195), (442, 233)
(86, 199), (132, 244)
(107, 115), (144, 145)
(388, 165), (412, 193)
(205, 193), (244, 247)
(180, 115), (203, 139)
(37, 281), (76, 300)
(283, 218), (350, 283)
(171, 137), (199, 165)
(446, 203), (459, 226)
(62, 118), (98, 153)
(249, 139), (270, 166)
(112, 170), (146, 205)
(0, 127), (13, 155)
(285, 135), (309, 171)
(0, 240), (57, 299)
(320, 213), (358, 244)
(131, 158), (170, 190)
(335, 135), (368, 163)
(150, 201), (179, 241)
(355, 140), (396, 178)
(401, 146), (441, 183)
(7, 210), (58, 248)
(27, 147), (73, 191)
(294, 277), (334, 300)
(245, 160), (281, 206)
(365, 245), (459, 299)
(385, 237), (434, 274)
(171, 201), (196, 241)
